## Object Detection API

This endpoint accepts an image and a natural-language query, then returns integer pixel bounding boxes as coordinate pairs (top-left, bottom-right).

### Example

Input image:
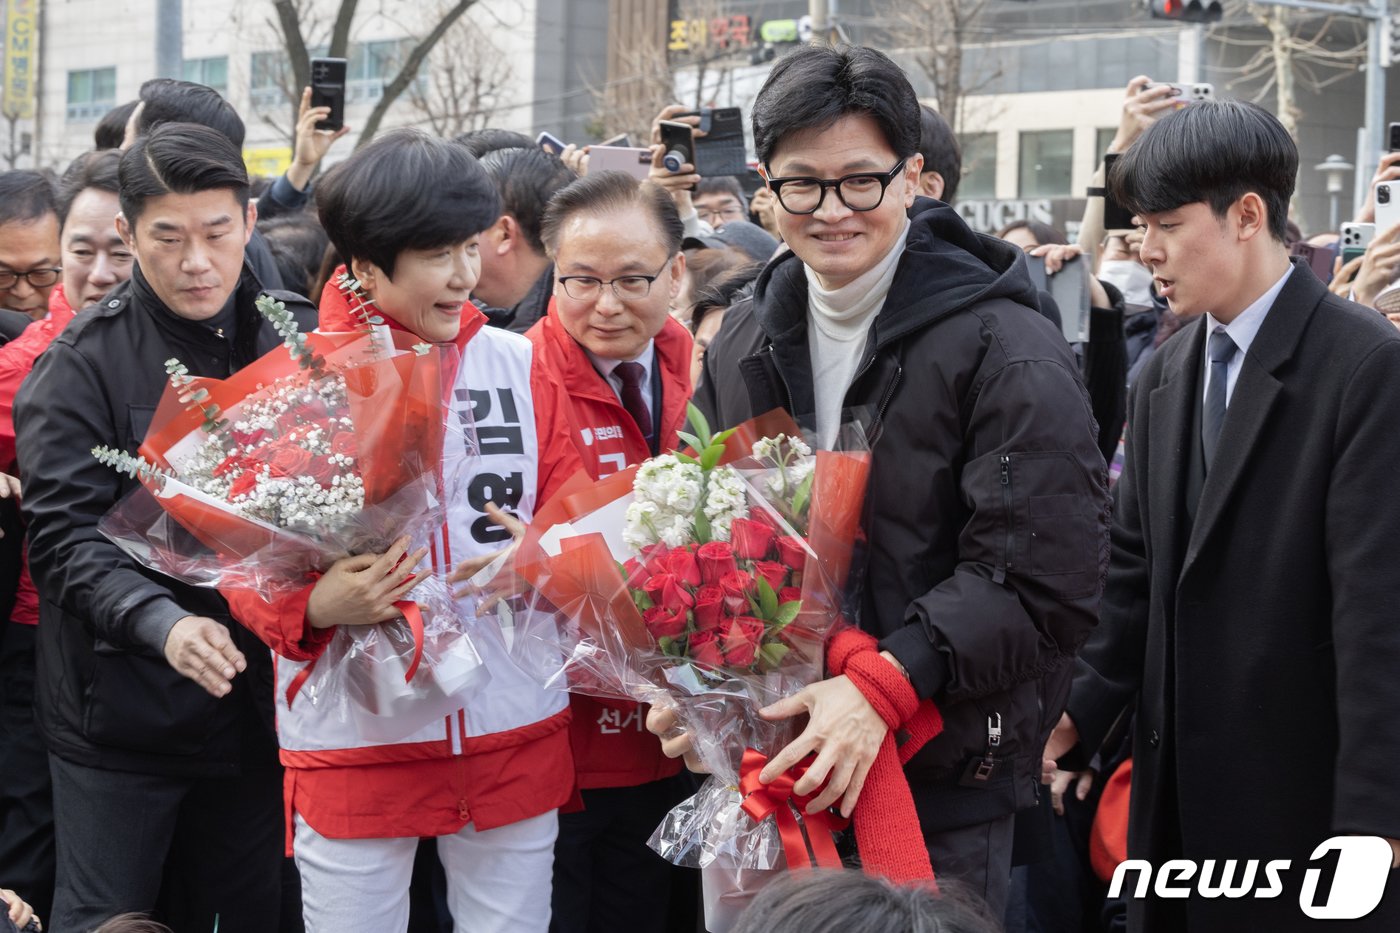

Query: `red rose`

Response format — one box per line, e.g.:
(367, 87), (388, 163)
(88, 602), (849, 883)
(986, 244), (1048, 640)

(643, 606), (688, 640)
(719, 570), (754, 616)
(721, 616), (765, 667)
(753, 560), (787, 593)
(776, 536), (808, 572)
(666, 547), (702, 587)
(267, 445), (313, 478)
(227, 469), (258, 500)
(212, 453), (246, 478)
(688, 629), (724, 668)
(331, 432), (357, 458)
(622, 558), (648, 590)
(778, 586), (803, 606)
(229, 428), (266, 447)
(307, 456), (338, 487)
(637, 543), (671, 575)
(692, 585), (725, 632)
(697, 541), (738, 585)
(643, 572), (694, 613)
(730, 517), (776, 560)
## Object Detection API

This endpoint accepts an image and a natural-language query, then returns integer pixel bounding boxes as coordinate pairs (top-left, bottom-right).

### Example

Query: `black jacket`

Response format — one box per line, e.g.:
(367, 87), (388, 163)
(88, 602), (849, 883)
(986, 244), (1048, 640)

(15, 263), (316, 777)
(696, 199), (1110, 831)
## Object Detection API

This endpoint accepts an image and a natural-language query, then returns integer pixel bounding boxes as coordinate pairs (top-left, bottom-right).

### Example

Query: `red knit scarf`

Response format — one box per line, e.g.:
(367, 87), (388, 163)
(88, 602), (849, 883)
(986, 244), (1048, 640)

(827, 627), (943, 886)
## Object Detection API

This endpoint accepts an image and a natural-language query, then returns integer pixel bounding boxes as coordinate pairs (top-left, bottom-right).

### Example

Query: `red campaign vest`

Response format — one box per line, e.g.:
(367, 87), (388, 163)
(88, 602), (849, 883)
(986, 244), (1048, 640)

(527, 302), (694, 788)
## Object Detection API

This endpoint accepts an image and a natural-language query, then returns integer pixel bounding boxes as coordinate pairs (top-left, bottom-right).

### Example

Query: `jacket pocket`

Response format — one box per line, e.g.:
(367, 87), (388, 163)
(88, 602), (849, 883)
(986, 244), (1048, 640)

(126, 403), (155, 449)
(82, 649), (219, 756)
(1008, 451), (1102, 599)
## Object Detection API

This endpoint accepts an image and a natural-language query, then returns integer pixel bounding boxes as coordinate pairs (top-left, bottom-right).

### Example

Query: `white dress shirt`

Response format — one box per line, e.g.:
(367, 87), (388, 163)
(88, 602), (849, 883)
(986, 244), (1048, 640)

(1202, 265), (1292, 410)
(585, 340), (657, 424)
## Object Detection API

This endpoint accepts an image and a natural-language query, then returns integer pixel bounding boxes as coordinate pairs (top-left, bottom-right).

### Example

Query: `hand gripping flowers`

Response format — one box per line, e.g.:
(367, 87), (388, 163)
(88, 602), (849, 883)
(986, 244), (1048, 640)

(516, 407), (872, 930)
(92, 294), (485, 735)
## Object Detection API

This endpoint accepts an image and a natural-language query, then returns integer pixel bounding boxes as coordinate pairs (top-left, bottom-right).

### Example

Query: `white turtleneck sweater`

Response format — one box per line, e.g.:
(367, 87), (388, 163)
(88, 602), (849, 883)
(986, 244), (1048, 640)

(806, 218), (911, 448)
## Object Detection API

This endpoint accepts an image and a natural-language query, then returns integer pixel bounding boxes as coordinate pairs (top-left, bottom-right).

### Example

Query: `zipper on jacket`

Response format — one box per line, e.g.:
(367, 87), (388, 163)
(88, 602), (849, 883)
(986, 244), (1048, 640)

(866, 365), (903, 445)
(762, 345), (796, 413)
(995, 455), (1012, 584)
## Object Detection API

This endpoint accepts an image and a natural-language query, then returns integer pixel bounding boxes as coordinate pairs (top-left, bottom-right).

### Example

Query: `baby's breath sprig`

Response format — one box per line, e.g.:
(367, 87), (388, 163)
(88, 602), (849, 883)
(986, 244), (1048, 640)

(165, 358), (229, 433)
(256, 294), (326, 376)
(337, 271), (385, 331)
(91, 445), (174, 485)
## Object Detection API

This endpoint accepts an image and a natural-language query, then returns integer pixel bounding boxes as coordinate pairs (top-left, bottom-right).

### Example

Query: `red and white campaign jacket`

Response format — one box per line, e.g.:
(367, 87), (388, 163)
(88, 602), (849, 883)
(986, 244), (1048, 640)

(526, 301), (693, 789)
(226, 275), (585, 848)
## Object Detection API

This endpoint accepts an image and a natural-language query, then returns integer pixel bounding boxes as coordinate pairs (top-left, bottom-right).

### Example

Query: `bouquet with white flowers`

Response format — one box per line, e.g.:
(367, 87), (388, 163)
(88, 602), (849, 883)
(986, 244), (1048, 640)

(515, 406), (871, 932)
(93, 293), (486, 735)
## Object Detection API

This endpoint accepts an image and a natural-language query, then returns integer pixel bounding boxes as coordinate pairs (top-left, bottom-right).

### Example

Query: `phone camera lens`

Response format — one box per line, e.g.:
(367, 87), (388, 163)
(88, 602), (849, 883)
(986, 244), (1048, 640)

(1381, 187), (1391, 205)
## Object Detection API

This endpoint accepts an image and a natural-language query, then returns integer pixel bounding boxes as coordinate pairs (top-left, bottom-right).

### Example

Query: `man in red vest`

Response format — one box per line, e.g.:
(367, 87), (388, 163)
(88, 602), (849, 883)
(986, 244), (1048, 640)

(527, 171), (695, 932)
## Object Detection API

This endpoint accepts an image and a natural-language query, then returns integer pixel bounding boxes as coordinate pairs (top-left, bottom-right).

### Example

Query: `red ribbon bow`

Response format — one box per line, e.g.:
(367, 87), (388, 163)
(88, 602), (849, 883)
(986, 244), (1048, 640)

(286, 600), (426, 707)
(738, 748), (850, 870)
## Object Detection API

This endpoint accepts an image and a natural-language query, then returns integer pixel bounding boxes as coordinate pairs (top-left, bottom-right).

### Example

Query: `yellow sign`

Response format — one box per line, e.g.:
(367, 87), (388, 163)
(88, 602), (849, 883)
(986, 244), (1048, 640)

(244, 146), (294, 179)
(3, 0), (37, 119)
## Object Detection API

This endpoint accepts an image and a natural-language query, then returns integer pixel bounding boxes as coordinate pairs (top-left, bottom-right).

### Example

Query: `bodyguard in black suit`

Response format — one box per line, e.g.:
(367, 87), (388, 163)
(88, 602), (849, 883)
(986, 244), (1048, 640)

(1047, 101), (1400, 930)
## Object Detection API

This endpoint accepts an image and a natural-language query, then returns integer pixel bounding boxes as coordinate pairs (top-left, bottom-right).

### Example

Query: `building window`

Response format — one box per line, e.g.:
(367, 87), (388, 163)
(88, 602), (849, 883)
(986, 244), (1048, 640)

(251, 48), (327, 109)
(1019, 130), (1074, 198)
(1096, 127), (1118, 162)
(959, 133), (997, 200)
(183, 57), (228, 96)
(347, 39), (419, 103)
(67, 67), (116, 122)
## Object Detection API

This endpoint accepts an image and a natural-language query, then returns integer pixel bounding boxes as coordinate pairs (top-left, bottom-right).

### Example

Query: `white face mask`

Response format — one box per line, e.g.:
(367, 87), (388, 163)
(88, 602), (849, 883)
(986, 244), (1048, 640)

(1099, 259), (1156, 311)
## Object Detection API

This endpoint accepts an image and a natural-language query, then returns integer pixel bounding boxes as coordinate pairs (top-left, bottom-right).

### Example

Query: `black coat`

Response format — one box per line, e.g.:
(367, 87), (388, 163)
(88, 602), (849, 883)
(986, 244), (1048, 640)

(697, 199), (1110, 831)
(1069, 260), (1400, 931)
(15, 263), (316, 777)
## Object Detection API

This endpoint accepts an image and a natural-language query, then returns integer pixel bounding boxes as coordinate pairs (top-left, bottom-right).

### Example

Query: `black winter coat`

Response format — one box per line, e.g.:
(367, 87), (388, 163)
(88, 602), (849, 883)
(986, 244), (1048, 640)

(696, 200), (1110, 830)
(15, 264), (316, 777)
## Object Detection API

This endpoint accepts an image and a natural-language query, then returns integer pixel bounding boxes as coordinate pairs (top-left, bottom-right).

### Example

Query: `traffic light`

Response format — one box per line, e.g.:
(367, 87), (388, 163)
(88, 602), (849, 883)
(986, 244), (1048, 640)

(1145, 0), (1223, 24)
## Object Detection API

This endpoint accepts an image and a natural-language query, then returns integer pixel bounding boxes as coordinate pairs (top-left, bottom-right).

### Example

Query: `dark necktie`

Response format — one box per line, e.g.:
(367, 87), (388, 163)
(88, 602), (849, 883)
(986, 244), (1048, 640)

(1202, 328), (1237, 469)
(614, 361), (652, 439)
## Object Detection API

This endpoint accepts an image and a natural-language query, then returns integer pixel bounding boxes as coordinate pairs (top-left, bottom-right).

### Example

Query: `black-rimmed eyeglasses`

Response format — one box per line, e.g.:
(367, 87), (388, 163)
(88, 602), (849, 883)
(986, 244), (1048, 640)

(763, 159), (908, 215)
(558, 258), (673, 302)
(0, 267), (61, 290)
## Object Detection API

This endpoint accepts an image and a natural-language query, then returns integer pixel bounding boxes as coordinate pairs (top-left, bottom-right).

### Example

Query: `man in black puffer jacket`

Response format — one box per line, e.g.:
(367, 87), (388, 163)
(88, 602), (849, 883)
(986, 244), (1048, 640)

(15, 123), (315, 932)
(685, 47), (1110, 915)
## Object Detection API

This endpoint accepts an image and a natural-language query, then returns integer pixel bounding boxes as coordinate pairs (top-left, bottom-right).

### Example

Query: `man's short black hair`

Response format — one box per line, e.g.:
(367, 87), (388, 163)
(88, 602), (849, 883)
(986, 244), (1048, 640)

(1109, 100), (1296, 242)
(478, 146), (575, 255)
(694, 175), (747, 210)
(137, 78), (246, 148)
(57, 150), (122, 226)
(118, 123), (250, 226)
(0, 171), (57, 229)
(95, 100), (139, 150)
(752, 45), (920, 165)
(260, 214), (330, 299)
(690, 260), (762, 334)
(918, 105), (962, 203)
(455, 128), (535, 159)
(540, 172), (684, 257)
(316, 129), (501, 279)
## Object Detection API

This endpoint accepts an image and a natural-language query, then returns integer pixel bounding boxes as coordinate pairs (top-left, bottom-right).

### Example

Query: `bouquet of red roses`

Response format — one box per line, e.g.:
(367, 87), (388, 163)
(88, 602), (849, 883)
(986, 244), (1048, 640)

(94, 292), (486, 738)
(516, 407), (870, 931)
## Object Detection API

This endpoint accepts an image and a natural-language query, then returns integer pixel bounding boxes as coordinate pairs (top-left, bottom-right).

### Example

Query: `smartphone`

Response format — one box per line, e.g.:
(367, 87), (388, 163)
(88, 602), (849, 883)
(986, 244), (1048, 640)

(658, 120), (694, 173)
(600, 132), (631, 148)
(1290, 241), (1338, 285)
(692, 106), (748, 177)
(1340, 222), (1375, 265)
(1377, 181), (1400, 234)
(1146, 81), (1214, 105)
(1388, 122), (1400, 152)
(536, 131), (566, 155)
(587, 145), (653, 181)
(309, 57), (347, 131)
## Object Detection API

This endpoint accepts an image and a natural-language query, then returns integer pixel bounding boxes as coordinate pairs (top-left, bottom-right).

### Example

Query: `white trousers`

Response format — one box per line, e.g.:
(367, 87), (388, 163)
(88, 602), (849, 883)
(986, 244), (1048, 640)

(293, 811), (559, 933)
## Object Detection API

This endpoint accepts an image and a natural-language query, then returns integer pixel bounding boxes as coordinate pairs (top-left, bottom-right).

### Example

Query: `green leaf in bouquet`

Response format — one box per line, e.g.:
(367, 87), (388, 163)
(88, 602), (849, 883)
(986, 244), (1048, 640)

(634, 590), (655, 611)
(674, 451), (700, 466)
(687, 402), (713, 449)
(658, 635), (674, 654)
(791, 470), (815, 520)
(757, 575), (779, 619)
(677, 431), (704, 453)
(772, 599), (802, 629)
(713, 427), (736, 445)
(693, 508), (712, 544)
(759, 641), (791, 670)
(700, 444), (724, 472)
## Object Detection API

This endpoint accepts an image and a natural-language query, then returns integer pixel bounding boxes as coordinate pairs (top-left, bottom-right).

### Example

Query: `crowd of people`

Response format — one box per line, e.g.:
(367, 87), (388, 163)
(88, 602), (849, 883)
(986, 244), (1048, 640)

(0, 40), (1397, 933)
